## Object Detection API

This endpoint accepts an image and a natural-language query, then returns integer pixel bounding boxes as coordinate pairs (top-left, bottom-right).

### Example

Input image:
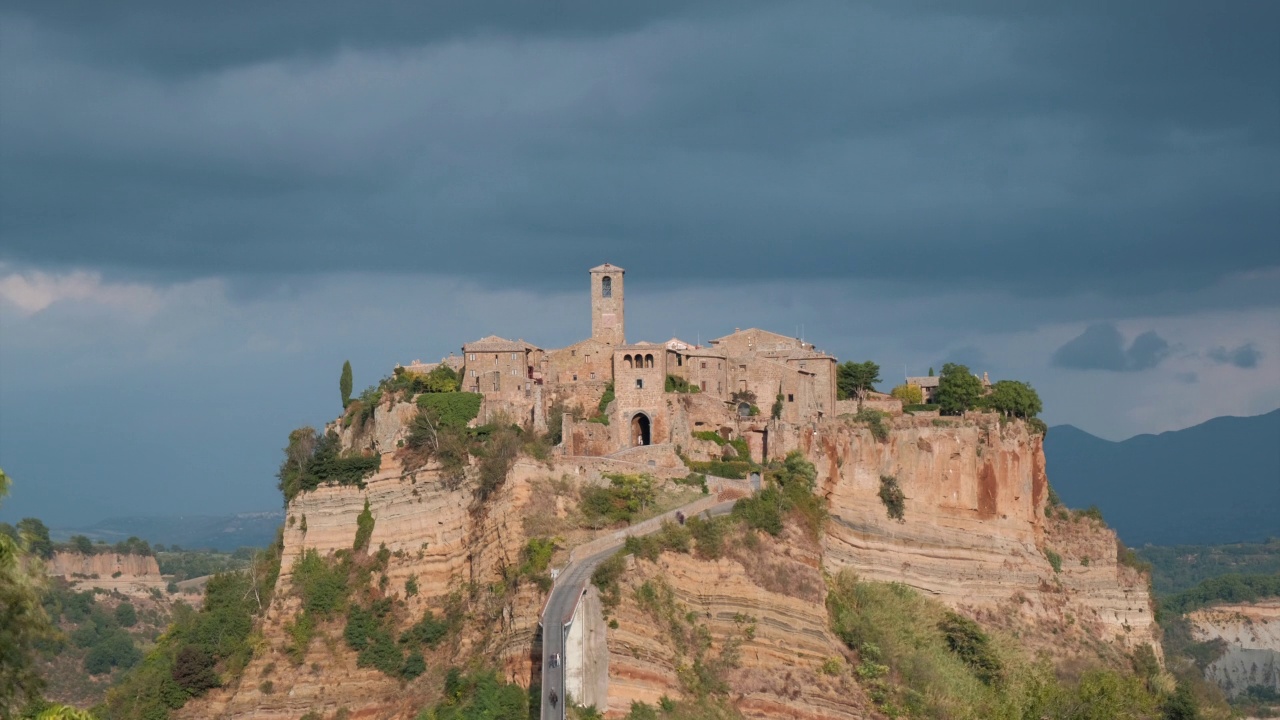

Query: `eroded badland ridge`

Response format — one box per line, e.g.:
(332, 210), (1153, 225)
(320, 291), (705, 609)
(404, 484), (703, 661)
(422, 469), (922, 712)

(176, 265), (1161, 719)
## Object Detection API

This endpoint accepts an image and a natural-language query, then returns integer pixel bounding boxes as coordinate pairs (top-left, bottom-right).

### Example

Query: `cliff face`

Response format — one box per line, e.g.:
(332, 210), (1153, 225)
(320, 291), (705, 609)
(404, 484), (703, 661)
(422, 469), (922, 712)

(47, 551), (161, 579)
(184, 453), (549, 720)
(183, 412), (1158, 719)
(806, 415), (1158, 659)
(1189, 600), (1280, 698)
(604, 527), (879, 720)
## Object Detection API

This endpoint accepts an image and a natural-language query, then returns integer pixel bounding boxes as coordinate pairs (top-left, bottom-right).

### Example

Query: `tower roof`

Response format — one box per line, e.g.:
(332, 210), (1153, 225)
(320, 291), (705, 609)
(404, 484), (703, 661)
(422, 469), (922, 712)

(589, 263), (625, 273)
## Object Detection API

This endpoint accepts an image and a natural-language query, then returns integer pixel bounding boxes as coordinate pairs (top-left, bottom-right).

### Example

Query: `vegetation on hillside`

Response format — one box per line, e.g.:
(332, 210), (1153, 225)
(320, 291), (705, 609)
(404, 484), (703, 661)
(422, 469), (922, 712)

(0, 469), (58, 716)
(102, 543), (282, 720)
(1138, 539), (1280, 597)
(827, 570), (1213, 720)
(416, 668), (527, 719)
(1160, 573), (1280, 616)
(277, 427), (381, 503)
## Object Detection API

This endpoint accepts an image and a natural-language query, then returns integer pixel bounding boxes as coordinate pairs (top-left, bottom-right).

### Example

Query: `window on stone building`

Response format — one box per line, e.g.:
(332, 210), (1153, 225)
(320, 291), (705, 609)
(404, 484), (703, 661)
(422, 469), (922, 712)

(635, 378), (643, 389)
(470, 370), (477, 377)
(677, 355), (683, 366)
(624, 355), (633, 369)
(468, 353), (476, 361)
(511, 353), (518, 360)
(700, 381), (707, 392)
(788, 394), (794, 402)
(590, 372), (596, 380)
(601, 276), (612, 297)
(701, 362), (707, 369)
(645, 354), (654, 368)
(493, 354), (498, 360)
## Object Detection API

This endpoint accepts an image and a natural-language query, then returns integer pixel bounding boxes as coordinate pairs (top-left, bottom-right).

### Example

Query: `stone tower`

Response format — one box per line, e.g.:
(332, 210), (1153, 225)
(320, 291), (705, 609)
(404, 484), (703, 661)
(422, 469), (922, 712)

(590, 263), (625, 346)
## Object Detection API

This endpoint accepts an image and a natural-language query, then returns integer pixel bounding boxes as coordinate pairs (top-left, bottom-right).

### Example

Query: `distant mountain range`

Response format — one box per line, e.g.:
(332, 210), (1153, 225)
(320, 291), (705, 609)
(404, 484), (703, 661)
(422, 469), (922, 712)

(1045, 409), (1280, 546)
(53, 511), (283, 552)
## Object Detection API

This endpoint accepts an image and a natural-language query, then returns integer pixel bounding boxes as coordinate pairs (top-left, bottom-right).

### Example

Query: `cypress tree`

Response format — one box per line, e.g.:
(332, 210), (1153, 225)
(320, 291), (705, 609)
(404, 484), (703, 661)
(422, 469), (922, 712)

(340, 360), (353, 409)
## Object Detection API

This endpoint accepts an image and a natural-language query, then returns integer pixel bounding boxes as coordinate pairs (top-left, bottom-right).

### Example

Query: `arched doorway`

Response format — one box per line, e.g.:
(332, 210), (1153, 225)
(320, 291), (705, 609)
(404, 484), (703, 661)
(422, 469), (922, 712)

(630, 413), (651, 447)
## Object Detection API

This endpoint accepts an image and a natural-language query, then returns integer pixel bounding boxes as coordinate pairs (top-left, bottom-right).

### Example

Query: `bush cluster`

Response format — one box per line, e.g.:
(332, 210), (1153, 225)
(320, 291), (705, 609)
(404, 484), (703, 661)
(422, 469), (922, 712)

(278, 428), (381, 503)
(343, 599), (440, 680)
(732, 452), (824, 539)
(580, 473), (657, 526)
(414, 392), (482, 429)
(665, 374), (699, 393)
(104, 545), (282, 719)
(853, 409), (889, 442)
(878, 475), (905, 521)
(827, 570), (1177, 719)
(421, 668), (528, 720)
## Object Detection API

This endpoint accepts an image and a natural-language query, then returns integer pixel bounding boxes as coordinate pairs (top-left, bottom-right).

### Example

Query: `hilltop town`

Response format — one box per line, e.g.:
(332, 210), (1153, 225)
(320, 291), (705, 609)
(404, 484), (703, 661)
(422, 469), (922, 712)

(398, 263), (900, 464)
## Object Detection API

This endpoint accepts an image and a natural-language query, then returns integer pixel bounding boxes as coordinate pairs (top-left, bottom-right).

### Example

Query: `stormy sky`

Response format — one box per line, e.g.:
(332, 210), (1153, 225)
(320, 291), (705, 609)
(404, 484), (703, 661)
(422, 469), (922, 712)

(1, 1), (1277, 526)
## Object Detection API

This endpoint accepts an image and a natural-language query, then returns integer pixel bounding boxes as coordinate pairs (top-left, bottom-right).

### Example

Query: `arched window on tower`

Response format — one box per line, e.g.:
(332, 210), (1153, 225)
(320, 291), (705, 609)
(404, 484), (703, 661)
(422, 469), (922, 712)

(601, 276), (612, 298)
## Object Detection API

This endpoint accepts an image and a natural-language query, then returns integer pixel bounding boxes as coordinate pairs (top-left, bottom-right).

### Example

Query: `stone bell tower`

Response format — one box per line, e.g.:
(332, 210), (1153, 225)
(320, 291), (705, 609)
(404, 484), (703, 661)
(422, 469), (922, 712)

(589, 263), (625, 346)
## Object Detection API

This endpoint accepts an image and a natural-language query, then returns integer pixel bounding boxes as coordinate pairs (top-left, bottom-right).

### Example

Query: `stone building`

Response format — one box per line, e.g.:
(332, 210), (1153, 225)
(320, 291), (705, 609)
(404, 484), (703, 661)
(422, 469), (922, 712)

(445, 263), (852, 460)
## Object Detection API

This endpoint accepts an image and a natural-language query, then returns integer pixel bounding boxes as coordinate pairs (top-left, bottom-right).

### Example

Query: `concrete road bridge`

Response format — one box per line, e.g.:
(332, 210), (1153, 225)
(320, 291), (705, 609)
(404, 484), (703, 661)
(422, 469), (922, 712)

(538, 497), (739, 720)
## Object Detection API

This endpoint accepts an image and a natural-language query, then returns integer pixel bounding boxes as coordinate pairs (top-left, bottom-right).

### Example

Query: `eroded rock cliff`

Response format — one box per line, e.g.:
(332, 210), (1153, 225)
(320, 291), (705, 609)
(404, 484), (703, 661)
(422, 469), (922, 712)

(182, 412), (1159, 719)
(806, 415), (1158, 663)
(1189, 600), (1280, 698)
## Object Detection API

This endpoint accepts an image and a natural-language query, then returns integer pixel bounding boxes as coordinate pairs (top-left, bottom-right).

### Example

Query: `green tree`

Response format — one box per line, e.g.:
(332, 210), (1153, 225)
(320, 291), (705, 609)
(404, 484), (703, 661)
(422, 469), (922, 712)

(0, 469), (55, 714)
(890, 383), (923, 405)
(934, 363), (983, 416)
(70, 535), (95, 555)
(984, 380), (1043, 419)
(340, 360), (353, 409)
(115, 601), (138, 627)
(17, 517), (53, 559)
(837, 361), (881, 401)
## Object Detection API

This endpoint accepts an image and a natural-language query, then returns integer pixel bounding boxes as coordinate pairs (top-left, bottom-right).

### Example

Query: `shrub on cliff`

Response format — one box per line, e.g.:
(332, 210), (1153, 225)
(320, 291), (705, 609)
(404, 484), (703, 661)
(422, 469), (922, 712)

(665, 374), (698, 393)
(104, 543), (282, 719)
(827, 570), (1168, 718)
(278, 428), (381, 503)
(415, 391), (481, 429)
(580, 473), (657, 526)
(353, 500), (375, 553)
(424, 668), (527, 719)
(878, 475), (905, 521)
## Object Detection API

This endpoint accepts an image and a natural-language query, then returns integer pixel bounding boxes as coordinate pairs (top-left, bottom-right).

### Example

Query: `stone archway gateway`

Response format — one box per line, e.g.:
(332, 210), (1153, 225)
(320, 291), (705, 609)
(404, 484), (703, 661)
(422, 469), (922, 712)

(630, 413), (651, 446)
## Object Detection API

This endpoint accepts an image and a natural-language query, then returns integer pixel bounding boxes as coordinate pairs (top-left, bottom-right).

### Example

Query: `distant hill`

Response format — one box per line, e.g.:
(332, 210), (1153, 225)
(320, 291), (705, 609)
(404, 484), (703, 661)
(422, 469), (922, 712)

(1045, 409), (1280, 546)
(53, 511), (283, 552)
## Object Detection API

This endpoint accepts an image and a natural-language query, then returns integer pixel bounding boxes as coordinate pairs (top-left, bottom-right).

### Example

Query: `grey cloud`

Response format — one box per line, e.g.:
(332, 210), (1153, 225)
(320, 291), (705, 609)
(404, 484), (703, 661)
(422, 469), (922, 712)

(1126, 331), (1171, 371)
(1208, 343), (1263, 368)
(0, 1), (1277, 298)
(1051, 323), (1171, 372)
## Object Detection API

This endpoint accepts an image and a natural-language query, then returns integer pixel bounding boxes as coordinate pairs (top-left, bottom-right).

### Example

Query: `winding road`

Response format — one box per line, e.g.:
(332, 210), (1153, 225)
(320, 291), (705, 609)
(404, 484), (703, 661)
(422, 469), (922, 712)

(539, 499), (737, 720)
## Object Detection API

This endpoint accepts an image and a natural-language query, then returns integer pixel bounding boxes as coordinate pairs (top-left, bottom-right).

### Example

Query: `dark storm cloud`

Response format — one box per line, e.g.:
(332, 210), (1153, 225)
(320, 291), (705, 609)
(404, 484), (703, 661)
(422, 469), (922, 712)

(1208, 343), (1262, 369)
(1051, 323), (1170, 372)
(0, 1), (1277, 299)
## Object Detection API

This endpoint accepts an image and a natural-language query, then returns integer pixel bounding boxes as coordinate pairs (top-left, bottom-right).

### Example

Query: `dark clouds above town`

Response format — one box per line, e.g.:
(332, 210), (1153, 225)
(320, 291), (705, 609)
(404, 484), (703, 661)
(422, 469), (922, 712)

(1, 1), (1277, 524)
